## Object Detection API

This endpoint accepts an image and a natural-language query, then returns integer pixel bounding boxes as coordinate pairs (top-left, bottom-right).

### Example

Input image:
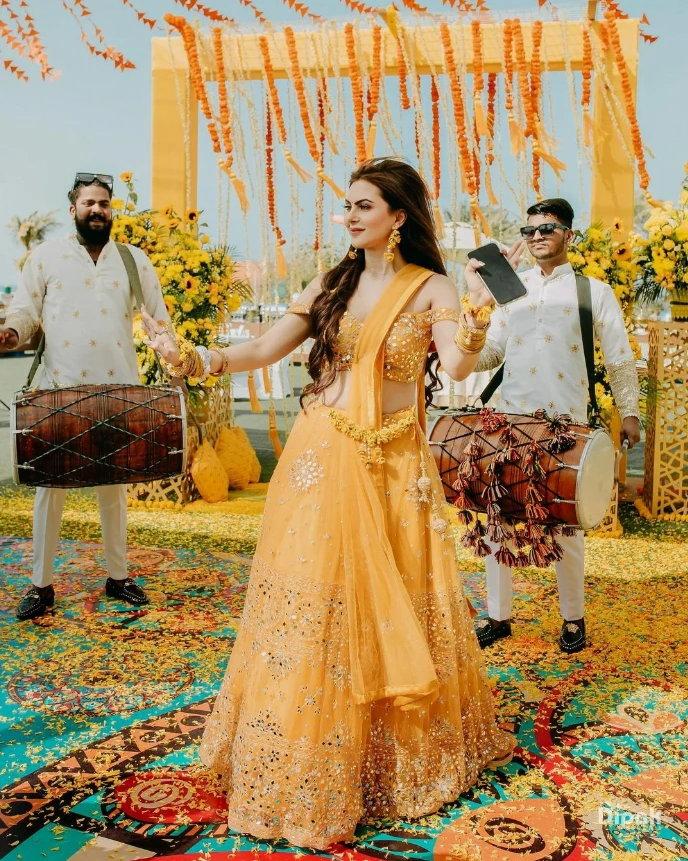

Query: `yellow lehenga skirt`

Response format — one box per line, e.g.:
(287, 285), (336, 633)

(199, 400), (512, 849)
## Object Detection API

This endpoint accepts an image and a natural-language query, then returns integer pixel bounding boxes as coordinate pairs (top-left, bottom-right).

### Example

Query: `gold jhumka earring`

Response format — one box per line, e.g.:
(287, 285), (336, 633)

(384, 228), (401, 262)
(348, 246), (358, 259)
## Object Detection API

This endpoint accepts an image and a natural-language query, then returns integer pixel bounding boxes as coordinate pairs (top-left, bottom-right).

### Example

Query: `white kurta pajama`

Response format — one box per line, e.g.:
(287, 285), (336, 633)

(474, 262), (640, 622)
(6, 234), (169, 588)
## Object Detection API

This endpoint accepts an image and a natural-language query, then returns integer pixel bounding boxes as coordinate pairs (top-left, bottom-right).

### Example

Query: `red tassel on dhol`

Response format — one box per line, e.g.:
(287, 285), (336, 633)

(474, 538), (491, 558)
(455, 509), (474, 526)
(514, 551), (530, 568)
(495, 546), (518, 567)
(466, 433), (483, 459)
(546, 537), (565, 562)
(487, 522), (513, 544)
(529, 541), (552, 568)
(500, 425), (518, 446)
(514, 527), (530, 550)
(523, 521), (545, 542)
(526, 503), (550, 522)
(525, 481), (544, 505)
(452, 490), (473, 511)
(561, 526), (579, 537)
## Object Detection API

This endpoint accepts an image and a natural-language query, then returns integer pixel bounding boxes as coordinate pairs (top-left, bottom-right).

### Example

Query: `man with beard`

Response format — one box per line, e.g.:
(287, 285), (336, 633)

(0, 173), (171, 620)
(465, 198), (641, 654)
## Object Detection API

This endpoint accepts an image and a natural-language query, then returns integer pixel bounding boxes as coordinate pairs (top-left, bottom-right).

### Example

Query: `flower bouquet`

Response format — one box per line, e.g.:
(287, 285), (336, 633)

(110, 173), (251, 413)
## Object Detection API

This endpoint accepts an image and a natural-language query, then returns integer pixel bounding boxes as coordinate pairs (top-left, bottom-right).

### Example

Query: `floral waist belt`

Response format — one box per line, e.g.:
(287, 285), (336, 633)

(327, 407), (417, 469)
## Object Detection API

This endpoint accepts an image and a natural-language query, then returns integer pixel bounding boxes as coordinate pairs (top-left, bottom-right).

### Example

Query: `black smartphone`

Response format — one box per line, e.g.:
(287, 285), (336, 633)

(466, 242), (527, 306)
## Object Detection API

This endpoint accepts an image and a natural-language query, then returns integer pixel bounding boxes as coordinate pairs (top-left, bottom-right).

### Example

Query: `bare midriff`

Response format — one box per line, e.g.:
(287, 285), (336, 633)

(319, 372), (417, 414)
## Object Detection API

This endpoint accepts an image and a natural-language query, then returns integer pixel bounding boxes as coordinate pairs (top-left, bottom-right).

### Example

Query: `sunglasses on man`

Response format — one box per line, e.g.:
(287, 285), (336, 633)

(73, 172), (114, 191)
(519, 222), (570, 239)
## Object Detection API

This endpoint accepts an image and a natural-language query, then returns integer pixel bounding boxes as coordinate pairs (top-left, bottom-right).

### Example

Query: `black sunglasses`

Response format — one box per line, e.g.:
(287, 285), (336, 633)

(520, 222), (570, 239)
(73, 172), (114, 191)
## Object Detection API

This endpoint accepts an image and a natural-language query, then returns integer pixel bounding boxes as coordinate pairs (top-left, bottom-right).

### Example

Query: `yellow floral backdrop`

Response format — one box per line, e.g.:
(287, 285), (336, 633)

(634, 166), (688, 302)
(110, 173), (251, 399)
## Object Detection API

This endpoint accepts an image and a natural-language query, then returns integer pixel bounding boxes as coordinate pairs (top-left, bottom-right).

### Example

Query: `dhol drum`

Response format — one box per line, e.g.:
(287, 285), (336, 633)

(428, 409), (615, 531)
(11, 384), (187, 488)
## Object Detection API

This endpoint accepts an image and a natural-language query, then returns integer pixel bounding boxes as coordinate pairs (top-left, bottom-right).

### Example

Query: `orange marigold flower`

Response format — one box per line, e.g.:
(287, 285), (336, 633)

(120, 172), (133, 183)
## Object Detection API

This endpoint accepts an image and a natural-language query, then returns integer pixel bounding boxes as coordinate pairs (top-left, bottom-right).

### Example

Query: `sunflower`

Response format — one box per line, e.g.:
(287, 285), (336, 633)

(186, 209), (200, 223)
(613, 244), (629, 259)
(119, 171), (133, 183)
(612, 217), (623, 232)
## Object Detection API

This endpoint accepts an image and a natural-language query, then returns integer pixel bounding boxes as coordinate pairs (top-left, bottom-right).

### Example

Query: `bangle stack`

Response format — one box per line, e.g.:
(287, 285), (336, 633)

(454, 315), (488, 354)
(460, 294), (495, 325)
(162, 337), (212, 381)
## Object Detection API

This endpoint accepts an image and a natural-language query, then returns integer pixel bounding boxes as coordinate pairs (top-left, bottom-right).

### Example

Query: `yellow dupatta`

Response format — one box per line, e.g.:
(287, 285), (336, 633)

(335, 263), (439, 710)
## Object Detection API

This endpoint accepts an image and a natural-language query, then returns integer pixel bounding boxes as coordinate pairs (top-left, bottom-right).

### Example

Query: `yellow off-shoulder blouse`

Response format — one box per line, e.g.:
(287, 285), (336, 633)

(286, 303), (460, 383)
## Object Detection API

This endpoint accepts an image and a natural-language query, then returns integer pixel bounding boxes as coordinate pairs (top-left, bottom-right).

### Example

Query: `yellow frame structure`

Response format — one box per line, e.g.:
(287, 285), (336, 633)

(151, 15), (639, 229)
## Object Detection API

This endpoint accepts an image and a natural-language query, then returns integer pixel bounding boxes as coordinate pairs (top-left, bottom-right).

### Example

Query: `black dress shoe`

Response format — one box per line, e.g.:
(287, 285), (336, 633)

(105, 577), (149, 605)
(16, 585), (55, 621)
(559, 618), (586, 654)
(475, 617), (512, 648)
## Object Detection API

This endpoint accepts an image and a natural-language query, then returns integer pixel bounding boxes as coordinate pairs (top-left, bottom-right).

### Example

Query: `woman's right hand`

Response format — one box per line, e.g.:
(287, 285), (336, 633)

(141, 306), (181, 367)
(464, 238), (526, 298)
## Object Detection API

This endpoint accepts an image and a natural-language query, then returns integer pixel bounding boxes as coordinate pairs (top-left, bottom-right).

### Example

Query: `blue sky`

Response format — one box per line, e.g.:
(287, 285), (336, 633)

(0, 0), (685, 286)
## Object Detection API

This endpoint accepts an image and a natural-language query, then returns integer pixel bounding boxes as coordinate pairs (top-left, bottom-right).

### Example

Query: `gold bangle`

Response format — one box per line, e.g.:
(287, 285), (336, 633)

(461, 294), (495, 325)
(161, 337), (202, 378)
(454, 318), (487, 354)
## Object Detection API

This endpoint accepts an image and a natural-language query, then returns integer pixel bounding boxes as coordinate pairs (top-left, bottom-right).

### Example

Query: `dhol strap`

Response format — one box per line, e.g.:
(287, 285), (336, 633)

(477, 273), (598, 422)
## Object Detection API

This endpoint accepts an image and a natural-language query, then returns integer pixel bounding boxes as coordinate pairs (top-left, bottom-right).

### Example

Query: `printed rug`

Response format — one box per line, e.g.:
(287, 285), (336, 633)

(1, 508), (687, 861)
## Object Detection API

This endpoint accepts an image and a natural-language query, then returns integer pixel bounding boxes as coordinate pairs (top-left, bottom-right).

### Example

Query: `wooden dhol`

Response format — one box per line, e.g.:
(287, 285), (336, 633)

(429, 410), (615, 531)
(127, 376), (233, 505)
(643, 322), (688, 518)
(11, 384), (186, 488)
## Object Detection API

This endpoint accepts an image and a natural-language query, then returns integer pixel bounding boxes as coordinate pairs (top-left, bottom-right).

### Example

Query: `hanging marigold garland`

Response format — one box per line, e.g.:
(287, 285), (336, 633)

(314, 79), (327, 253)
(484, 72), (498, 205)
(284, 25), (343, 196)
(581, 26), (593, 147)
(259, 34), (310, 183)
(502, 19), (525, 154)
(512, 19), (534, 139)
(440, 22), (488, 237)
(430, 75), (442, 225)
(344, 22), (367, 165)
(604, 16), (656, 203)
(530, 21), (543, 196)
(265, 94), (287, 278)
(167, 15), (222, 156)
(366, 23), (382, 158)
(396, 28), (411, 111)
(212, 27), (249, 212)
(284, 26), (320, 165)
(471, 20), (488, 136)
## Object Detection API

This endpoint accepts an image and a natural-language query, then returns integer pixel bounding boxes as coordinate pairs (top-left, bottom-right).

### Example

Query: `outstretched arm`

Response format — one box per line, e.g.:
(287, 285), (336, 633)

(141, 276), (322, 376)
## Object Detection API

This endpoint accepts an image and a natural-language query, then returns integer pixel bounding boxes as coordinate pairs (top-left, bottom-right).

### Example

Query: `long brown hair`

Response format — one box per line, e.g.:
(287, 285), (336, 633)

(301, 157), (447, 408)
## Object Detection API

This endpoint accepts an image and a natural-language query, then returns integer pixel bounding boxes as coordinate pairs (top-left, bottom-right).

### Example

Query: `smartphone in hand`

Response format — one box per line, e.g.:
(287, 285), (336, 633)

(466, 243), (527, 306)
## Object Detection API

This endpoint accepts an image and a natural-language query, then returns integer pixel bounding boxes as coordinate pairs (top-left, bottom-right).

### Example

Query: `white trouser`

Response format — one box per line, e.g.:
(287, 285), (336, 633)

(32, 486), (128, 587)
(484, 530), (585, 622)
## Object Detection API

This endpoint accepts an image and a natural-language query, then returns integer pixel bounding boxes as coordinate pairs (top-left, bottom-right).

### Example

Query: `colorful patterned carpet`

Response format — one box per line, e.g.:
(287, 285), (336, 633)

(1, 505), (688, 861)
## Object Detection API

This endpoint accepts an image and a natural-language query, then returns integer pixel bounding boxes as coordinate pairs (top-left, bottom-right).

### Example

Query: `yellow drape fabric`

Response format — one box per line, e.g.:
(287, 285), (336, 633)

(341, 264), (438, 710)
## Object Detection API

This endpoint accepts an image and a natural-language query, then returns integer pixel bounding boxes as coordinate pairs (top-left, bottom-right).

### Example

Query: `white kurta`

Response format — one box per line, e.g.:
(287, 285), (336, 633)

(481, 261), (636, 424)
(6, 234), (169, 388)
(6, 234), (170, 589)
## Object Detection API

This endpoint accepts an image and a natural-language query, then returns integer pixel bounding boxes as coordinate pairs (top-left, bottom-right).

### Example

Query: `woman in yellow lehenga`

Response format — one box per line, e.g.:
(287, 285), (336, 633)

(142, 158), (522, 850)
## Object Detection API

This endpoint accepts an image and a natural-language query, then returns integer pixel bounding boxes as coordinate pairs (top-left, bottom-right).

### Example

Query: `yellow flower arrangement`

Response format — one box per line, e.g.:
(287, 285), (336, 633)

(634, 170), (688, 312)
(110, 173), (252, 405)
(569, 223), (640, 425)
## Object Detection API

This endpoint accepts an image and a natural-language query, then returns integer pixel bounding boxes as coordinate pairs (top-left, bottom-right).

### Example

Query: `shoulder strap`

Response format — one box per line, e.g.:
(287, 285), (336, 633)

(576, 273), (599, 421)
(478, 363), (504, 407)
(115, 242), (145, 309)
(116, 242), (166, 381)
(23, 333), (45, 391)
